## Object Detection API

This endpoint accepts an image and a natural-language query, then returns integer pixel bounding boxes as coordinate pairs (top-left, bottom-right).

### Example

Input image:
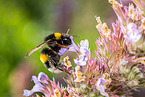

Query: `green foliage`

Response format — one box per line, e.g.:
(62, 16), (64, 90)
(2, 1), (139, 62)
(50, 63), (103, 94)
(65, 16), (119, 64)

(0, 0), (109, 96)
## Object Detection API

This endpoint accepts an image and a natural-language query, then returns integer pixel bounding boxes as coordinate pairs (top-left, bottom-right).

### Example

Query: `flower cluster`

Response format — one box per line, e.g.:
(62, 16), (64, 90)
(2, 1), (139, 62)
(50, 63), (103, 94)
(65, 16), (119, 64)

(24, 0), (145, 97)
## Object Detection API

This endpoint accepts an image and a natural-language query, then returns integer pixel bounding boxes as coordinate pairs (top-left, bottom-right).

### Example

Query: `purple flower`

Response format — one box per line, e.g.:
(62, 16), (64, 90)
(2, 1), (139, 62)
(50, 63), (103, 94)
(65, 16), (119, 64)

(74, 39), (90, 66)
(58, 48), (69, 56)
(38, 72), (50, 84)
(96, 73), (111, 97)
(127, 22), (137, 30)
(96, 78), (109, 97)
(96, 78), (106, 91)
(23, 72), (50, 97)
(124, 23), (142, 43)
(68, 36), (79, 52)
(74, 55), (88, 66)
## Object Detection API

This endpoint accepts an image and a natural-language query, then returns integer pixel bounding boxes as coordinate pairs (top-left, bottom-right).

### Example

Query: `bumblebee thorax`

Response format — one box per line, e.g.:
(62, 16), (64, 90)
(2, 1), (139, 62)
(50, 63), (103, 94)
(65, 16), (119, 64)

(54, 32), (61, 40)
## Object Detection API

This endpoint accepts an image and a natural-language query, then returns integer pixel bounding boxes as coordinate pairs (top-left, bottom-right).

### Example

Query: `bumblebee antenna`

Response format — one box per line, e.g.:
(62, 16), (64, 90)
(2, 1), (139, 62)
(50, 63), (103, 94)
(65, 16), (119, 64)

(66, 29), (70, 35)
(72, 35), (79, 38)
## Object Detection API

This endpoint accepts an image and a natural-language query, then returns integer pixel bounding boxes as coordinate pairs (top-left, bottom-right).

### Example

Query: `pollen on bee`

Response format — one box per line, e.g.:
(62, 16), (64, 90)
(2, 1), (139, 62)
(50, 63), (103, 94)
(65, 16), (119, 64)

(40, 54), (49, 63)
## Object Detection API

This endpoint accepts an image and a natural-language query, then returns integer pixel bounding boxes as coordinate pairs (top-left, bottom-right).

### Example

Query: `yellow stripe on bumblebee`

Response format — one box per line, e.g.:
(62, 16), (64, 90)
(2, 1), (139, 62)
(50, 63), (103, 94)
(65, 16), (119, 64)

(54, 33), (61, 40)
(40, 54), (49, 63)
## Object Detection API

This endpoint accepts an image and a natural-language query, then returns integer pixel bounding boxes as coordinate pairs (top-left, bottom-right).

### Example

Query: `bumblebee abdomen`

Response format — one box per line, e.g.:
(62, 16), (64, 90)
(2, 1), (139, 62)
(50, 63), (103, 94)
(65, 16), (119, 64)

(40, 47), (60, 68)
(40, 54), (49, 64)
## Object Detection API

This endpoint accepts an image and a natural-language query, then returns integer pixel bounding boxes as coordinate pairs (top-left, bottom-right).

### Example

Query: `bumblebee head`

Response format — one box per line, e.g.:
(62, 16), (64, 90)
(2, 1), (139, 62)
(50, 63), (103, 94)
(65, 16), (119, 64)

(61, 36), (72, 45)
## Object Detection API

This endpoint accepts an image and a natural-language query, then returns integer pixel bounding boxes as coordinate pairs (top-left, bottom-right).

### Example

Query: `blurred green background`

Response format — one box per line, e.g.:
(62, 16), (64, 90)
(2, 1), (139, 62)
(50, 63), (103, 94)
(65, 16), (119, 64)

(0, 0), (122, 96)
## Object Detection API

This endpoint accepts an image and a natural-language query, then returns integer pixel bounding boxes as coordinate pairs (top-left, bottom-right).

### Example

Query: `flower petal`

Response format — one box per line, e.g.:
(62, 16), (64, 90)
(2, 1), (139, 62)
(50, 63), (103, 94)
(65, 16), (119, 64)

(124, 23), (142, 43)
(127, 22), (137, 30)
(38, 72), (49, 84)
(80, 39), (89, 48)
(124, 32), (142, 43)
(23, 74), (48, 96)
(23, 84), (44, 96)
(74, 59), (86, 66)
(68, 36), (79, 52)
(58, 48), (69, 56)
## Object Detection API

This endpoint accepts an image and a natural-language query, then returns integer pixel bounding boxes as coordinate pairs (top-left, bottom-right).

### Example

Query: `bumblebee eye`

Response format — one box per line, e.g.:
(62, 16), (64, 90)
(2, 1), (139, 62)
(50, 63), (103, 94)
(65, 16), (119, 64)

(63, 37), (72, 45)
(64, 38), (68, 41)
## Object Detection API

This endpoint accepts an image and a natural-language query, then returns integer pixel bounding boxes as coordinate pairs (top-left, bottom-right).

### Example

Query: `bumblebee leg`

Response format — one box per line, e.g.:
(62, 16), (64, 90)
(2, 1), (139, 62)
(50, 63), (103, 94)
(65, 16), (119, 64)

(52, 41), (69, 49)
(51, 57), (71, 74)
(57, 67), (64, 71)
(57, 65), (71, 75)
(57, 62), (71, 75)
(56, 42), (69, 49)
(49, 57), (58, 67)
(49, 57), (63, 71)
(47, 46), (57, 55)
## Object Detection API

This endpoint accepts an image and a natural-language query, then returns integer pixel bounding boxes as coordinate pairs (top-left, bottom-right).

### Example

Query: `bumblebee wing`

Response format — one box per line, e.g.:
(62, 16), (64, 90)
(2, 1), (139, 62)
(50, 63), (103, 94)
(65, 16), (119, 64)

(25, 39), (51, 58)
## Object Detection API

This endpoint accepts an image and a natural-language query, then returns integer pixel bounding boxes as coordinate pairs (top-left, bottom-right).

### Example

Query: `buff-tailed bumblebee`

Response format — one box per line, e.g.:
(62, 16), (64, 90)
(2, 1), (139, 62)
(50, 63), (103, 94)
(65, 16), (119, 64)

(25, 30), (72, 73)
